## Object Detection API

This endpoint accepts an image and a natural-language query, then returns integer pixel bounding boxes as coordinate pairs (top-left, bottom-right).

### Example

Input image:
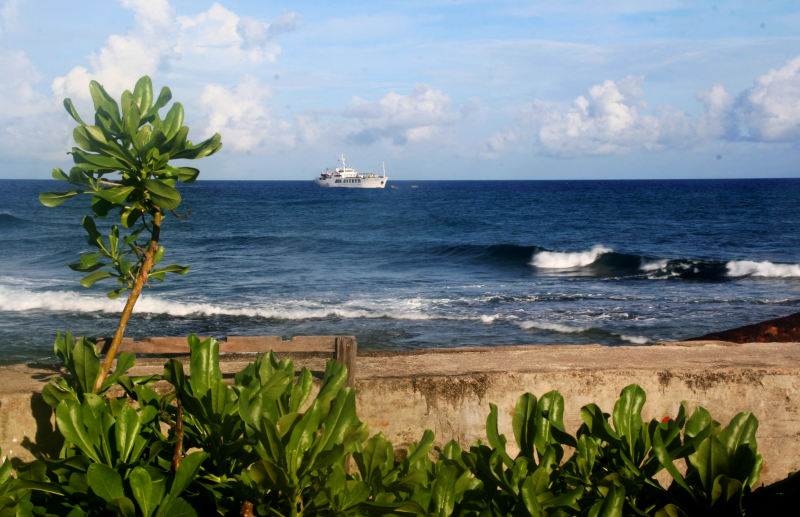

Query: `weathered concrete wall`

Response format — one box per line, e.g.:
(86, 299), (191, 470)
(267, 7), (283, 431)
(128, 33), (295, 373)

(1, 341), (798, 485)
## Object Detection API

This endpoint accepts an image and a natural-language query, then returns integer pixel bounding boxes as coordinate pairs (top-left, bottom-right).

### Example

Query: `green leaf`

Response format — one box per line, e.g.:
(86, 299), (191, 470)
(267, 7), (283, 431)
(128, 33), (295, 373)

(149, 264), (190, 281)
(688, 435), (729, 493)
(590, 484), (625, 517)
(96, 186), (135, 204)
(685, 406), (713, 439)
(87, 463), (124, 502)
(144, 178), (181, 210)
(580, 403), (620, 444)
(513, 392), (537, 458)
(535, 390), (571, 457)
(652, 424), (693, 497)
(710, 474), (742, 507)
(612, 384), (646, 459)
(121, 206), (142, 228)
(115, 405), (141, 464)
(68, 167), (93, 187)
(72, 149), (127, 170)
(129, 467), (165, 517)
(108, 286), (130, 299)
(486, 403), (513, 468)
(431, 463), (458, 516)
(52, 167), (69, 181)
(89, 80), (122, 129)
(71, 336), (101, 394)
(158, 451), (208, 516)
(134, 125), (153, 151)
(176, 166), (199, 183)
(55, 400), (101, 463)
(172, 133), (222, 160)
(122, 91), (142, 140)
(133, 76), (154, 114)
(159, 498), (196, 517)
(80, 270), (114, 288)
(405, 429), (435, 466)
(152, 86), (173, 114)
(105, 352), (136, 387)
(188, 335), (221, 398)
(719, 412), (758, 453)
(520, 474), (544, 515)
(39, 190), (82, 207)
(161, 103), (184, 143)
(63, 98), (86, 125)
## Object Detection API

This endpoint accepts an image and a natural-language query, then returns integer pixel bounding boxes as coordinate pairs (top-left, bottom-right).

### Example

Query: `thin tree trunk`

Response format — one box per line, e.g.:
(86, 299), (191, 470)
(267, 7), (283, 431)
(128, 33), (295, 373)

(94, 210), (163, 392)
(172, 397), (184, 471)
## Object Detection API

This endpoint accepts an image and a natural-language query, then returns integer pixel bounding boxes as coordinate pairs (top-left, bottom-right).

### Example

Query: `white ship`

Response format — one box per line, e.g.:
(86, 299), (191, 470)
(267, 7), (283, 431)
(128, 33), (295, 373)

(315, 155), (388, 188)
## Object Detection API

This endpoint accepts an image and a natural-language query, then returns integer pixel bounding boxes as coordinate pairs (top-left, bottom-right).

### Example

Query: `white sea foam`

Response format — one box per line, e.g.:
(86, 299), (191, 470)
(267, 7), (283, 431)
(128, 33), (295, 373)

(530, 245), (612, 269)
(619, 334), (650, 345)
(0, 285), (124, 313)
(0, 285), (456, 321)
(726, 260), (800, 278)
(515, 320), (589, 334)
(640, 259), (669, 272)
(480, 314), (502, 324)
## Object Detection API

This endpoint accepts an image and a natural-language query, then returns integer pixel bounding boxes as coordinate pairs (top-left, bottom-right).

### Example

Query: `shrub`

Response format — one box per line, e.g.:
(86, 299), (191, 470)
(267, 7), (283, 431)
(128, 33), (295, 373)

(2, 336), (791, 516)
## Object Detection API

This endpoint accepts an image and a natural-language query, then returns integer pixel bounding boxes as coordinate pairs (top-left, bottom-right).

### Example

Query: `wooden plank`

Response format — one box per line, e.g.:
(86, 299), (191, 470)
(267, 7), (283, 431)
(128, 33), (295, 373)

(335, 336), (357, 387)
(226, 336), (334, 353)
(124, 337), (192, 354)
(223, 336), (284, 353)
(99, 335), (350, 357)
(94, 337), (135, 354)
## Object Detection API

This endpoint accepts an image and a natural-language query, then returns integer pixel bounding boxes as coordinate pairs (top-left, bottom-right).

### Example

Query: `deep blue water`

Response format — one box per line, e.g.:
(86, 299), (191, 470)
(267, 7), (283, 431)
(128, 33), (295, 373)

(1, 178), (799, 364)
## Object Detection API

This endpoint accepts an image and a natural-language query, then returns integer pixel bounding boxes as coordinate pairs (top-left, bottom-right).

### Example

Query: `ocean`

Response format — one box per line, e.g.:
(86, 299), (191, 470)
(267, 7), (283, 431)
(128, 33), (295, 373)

(1, 178), (799, 365)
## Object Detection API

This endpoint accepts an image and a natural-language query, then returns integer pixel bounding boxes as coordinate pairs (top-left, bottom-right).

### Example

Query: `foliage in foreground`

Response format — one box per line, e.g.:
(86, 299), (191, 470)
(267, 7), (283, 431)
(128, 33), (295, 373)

(0, 335), (796, 516)
(39, 75), (221, 392)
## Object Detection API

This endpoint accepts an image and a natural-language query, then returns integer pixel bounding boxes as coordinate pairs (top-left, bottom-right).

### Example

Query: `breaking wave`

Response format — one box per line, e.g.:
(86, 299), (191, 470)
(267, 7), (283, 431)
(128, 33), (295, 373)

(435, 243), (800, 280)
(0, 285), (469, 322)
(726, 260), (800, 278)
(513, 319), (652, 345)
(530, 245), (613, 269)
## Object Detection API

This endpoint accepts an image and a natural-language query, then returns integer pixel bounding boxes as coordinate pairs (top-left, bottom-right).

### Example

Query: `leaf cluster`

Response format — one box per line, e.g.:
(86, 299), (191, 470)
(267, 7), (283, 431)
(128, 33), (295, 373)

(0, 336), (794, 516)
(39, 76), (221, 299)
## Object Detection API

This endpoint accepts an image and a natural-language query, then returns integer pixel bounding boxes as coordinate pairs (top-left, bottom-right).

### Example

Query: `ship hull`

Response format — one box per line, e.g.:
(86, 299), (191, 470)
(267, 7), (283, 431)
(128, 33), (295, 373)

(314, 177), (388, 188)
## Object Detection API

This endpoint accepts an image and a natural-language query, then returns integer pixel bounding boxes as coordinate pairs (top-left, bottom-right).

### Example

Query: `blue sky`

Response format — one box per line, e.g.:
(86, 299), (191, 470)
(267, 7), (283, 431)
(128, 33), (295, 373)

(1, 1), (799, 180)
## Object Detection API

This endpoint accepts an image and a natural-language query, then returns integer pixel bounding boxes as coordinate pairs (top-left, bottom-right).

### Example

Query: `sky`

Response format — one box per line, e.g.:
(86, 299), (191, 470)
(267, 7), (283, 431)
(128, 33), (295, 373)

(1, 0), (799, 180)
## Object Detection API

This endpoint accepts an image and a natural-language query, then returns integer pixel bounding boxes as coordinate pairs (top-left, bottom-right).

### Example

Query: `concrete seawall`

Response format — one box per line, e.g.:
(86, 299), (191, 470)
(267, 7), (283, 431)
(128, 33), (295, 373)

(1, 340), (798, 485)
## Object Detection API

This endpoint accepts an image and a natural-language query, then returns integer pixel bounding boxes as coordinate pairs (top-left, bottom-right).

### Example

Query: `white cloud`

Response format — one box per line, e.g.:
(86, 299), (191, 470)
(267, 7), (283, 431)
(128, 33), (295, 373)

(735, 56), (800, 142)
(517, 76), (677, 156)
(486, 55), (800, 158)
(52, 1), (301, 102)
(199, 76), (302, 152)
(0, 0), (21, 37)
(0, 49), (68, 158)
(0, 1), (305, 162)
(695, 83), (734, 140)
(343, 84), (459, 146)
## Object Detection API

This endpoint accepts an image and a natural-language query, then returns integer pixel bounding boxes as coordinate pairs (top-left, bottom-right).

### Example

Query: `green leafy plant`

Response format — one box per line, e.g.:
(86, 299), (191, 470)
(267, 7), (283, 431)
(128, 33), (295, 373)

(40, 76), (221, 391)
(8, 335), (796, 517)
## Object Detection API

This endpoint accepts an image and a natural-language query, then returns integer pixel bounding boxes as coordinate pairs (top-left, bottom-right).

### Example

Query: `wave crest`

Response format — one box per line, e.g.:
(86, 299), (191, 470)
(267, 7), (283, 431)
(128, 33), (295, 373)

(726, 260), (800, 278)
(531, 245), (612, 269)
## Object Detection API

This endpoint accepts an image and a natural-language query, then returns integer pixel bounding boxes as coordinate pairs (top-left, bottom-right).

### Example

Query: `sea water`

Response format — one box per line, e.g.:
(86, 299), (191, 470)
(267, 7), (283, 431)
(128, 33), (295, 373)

(1, 178), (799, 364)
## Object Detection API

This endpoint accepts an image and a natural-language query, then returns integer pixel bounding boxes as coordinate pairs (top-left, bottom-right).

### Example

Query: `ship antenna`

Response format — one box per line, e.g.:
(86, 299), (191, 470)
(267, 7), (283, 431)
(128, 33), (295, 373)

(382, 161), (386, 177)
